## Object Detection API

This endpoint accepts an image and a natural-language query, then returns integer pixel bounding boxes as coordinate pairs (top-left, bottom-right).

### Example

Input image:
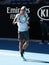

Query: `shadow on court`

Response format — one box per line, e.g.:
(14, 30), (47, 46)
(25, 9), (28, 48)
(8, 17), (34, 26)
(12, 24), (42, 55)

(25, 59), (49, 64)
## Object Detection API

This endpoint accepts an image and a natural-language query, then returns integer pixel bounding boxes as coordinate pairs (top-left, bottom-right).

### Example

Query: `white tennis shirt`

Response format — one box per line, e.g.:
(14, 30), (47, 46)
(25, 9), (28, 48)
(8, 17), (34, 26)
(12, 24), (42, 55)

(15, 13), (29, 32)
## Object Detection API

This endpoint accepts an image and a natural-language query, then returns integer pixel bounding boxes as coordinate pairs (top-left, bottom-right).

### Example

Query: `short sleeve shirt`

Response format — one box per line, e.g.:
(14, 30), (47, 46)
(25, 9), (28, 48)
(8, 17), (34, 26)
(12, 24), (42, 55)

(15, 13), (29, 32)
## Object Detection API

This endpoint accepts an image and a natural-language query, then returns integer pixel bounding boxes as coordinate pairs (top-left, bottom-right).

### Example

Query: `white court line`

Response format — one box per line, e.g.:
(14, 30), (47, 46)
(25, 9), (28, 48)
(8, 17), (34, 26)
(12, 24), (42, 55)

(0, 52), (20, 57)
(0, 38), (18, 41)
(0, 51), (49, 57)
(0, 38), (41, 42)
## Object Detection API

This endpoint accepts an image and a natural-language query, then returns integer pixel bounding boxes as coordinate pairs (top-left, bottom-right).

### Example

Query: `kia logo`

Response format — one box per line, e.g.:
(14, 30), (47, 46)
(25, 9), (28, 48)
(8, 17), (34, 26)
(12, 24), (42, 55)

(37, 6), (49, 21)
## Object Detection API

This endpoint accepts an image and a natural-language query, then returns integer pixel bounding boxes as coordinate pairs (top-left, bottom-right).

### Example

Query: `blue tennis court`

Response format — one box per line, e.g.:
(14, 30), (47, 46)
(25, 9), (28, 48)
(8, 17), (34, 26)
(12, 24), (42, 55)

(0, 38), (49, 65)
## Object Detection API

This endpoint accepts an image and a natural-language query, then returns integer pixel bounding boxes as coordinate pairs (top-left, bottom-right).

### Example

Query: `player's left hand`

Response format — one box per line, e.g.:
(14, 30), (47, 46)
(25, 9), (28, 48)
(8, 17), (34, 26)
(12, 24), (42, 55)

(27, 21), (29, 25)
(27, 26), (30, 31)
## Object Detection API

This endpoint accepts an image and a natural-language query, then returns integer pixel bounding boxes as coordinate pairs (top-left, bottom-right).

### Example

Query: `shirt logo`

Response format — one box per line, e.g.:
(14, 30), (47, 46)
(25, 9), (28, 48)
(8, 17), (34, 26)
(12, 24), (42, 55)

(22, 17), (26, 21)
(20, 17), (27, 23)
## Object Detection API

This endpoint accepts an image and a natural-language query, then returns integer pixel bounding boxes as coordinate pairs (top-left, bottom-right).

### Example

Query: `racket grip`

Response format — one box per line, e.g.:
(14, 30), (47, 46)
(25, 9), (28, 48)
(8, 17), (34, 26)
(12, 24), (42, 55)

(14, 22), (17, 24)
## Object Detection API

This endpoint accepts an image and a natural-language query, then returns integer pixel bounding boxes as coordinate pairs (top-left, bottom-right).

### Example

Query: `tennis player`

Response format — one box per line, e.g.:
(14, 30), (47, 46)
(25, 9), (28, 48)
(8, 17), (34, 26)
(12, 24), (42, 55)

(13, 6), (30, 57)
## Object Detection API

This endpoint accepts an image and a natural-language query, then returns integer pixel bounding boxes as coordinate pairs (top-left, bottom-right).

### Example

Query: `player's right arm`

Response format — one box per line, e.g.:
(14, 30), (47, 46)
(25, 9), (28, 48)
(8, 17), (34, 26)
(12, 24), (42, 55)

(12, 17), (17, 25)
(12, 14), (19, 25)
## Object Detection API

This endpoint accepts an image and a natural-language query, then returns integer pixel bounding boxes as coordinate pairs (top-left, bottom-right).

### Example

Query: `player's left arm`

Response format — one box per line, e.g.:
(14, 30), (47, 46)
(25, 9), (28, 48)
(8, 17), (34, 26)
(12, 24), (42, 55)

(25, 13), (30, 24)
(26, 13), (30, 30)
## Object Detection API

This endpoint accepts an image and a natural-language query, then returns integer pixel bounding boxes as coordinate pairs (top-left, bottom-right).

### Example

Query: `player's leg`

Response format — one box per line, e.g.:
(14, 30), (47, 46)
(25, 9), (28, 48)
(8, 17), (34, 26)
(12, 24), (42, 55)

(19, 41), (23, 54)
(19, 40), (26, 61)
(18, 32), (24, 57)
(23, 41), (29, 50)
(19, 40), (25, 57)
(22, 31), (29, 51)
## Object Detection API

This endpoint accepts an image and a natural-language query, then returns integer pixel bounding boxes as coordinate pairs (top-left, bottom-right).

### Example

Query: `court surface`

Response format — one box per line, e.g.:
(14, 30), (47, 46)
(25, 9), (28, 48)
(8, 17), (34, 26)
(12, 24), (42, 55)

(0, 38), (49, 65)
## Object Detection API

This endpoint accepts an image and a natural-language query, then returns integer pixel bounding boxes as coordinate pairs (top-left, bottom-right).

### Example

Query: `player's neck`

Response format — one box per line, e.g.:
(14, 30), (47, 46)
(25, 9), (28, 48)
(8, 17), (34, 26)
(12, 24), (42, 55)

(20, 13), (24, 15)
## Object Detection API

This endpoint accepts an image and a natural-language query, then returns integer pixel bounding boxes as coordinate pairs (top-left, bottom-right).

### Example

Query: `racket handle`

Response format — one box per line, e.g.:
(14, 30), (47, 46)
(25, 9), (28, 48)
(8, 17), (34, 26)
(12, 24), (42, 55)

(12, 21), (17, 25)
(14, 22), (17, 24)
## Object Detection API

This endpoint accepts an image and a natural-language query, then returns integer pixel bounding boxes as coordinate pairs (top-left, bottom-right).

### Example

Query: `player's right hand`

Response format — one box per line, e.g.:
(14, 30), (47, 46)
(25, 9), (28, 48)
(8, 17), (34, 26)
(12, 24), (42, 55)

(12, 21), (16, 25)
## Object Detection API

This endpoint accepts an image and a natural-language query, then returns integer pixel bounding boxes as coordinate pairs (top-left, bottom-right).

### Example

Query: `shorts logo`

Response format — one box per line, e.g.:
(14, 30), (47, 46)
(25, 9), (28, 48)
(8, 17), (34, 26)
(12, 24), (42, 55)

(37, 6), (49, 21)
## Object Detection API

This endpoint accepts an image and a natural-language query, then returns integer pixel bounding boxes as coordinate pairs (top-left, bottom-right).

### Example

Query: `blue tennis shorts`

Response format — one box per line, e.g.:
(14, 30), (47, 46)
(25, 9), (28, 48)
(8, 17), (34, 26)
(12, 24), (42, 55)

(18, 31), (29, 41)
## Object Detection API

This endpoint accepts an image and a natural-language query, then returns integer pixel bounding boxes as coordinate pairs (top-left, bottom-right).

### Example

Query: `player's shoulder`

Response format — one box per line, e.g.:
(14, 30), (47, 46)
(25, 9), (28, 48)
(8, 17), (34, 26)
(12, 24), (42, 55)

(15, 14), (20, 18)
(25, 13), (29, 18)
(25, 13), (28, 15)
(16, 14), (20, 16)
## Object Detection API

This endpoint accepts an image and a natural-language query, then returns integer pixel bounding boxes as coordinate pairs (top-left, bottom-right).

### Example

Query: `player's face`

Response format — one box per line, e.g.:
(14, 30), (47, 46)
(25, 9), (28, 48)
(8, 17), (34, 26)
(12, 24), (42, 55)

(20, 10), (25, 15)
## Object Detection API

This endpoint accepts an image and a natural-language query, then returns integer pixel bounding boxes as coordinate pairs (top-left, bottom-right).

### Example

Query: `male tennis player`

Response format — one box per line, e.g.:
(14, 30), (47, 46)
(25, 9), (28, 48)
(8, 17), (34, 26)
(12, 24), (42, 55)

(13, 6), (30, 57)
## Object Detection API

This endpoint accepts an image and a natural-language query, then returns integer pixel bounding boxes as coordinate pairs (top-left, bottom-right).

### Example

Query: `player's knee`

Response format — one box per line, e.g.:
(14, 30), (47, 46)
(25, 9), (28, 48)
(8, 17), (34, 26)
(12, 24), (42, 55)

(26, 41), (29, 44)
